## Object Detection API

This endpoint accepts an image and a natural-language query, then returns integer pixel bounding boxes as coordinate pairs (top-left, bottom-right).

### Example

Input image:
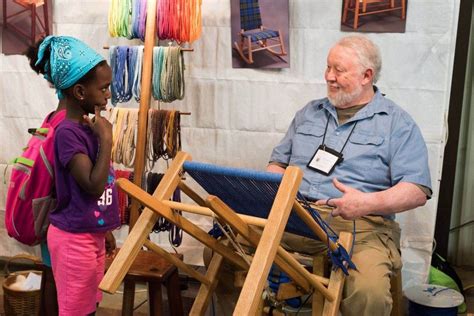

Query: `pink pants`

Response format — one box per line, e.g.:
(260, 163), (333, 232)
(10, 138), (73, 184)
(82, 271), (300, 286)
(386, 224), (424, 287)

(47, 224), (106, 316)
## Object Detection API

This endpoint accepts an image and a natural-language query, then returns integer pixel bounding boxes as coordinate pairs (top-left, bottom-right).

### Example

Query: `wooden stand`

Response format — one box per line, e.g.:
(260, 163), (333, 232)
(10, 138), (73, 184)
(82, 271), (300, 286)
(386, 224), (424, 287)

(105, 250), (184, 316)
(100, 151), (353, 316)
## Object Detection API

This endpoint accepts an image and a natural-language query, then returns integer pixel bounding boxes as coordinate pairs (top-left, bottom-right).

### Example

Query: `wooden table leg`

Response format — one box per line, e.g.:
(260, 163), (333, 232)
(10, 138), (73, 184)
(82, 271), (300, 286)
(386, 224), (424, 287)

(166, 269), (184, 316)
(122, 279), (136, 316)
(148, 280), (163, 316)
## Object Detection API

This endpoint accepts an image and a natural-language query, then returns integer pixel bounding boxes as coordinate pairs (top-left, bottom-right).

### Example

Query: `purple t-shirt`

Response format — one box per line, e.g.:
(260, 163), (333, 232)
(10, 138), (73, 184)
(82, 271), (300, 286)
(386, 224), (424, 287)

(50, 119), (120, 233)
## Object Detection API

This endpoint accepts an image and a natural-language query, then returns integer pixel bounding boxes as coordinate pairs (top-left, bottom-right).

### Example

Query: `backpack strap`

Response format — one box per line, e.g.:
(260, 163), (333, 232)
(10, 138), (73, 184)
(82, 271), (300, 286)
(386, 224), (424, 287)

(44, 109), (66, 128)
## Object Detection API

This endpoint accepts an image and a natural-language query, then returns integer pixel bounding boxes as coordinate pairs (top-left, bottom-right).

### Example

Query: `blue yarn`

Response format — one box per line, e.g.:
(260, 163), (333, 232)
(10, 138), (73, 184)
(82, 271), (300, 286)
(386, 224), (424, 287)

(131, 0), (141, 39)
(110, 46), (132, 105)
(131, 46), (143, 101)
(183, 160), (357, 275)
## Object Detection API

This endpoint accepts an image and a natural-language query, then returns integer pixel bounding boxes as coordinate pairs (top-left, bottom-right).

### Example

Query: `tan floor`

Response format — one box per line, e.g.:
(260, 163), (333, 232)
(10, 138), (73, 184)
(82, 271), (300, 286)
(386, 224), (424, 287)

(0, 261), (473, 315)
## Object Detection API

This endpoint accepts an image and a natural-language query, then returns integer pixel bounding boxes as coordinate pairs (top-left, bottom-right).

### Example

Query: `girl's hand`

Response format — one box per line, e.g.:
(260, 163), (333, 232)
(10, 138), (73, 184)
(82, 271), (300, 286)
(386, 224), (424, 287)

(83, 106), (112, 142)
(105, 231), (117, 258)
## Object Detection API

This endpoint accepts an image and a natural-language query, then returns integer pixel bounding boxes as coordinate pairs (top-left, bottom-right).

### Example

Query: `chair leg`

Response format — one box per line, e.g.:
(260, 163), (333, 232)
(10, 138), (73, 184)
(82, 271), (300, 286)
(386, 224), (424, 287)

(247, 36), (253, 64)
(342, 0), (350, 23)
(148, 281), (163, 316)
(3, 0), (7, 29)
(278, 31), (287, 55)
(353, 0), (360, 29)
(31, 4), (36, 45)
(122, 279), (135, 316)
(43, 0), (50, 35)
(401, 0), (406, 19)
(165, 269), (184, 316)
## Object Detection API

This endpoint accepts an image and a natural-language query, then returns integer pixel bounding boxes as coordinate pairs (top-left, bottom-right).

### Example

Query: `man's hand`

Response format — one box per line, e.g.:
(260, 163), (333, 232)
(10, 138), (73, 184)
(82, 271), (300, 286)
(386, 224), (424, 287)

(105, 231), (117, 258)
(315, 178), (373, 220)
(266, 164), (286, 174)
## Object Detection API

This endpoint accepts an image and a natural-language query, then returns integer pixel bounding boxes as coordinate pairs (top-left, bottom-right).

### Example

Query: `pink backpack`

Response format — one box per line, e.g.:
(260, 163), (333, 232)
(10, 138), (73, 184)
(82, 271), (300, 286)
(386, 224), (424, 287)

(5, 110), (66, 246)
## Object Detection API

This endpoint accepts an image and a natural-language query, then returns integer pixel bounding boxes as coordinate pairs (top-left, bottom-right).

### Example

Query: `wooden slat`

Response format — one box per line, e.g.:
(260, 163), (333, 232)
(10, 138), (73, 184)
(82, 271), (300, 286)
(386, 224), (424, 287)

(99, 152), (188, 293)
(322, 231), (353, 316)
(293, 202), (338, 252)
(234, 166), (303, 315)
(189, 242), (228, 316)
(178, 180), (207, 206)
(143, 240), (210, 286)
(113, 178), (250, 271)
(161, 199), (268, 227)
(129, 0), (157, 228)
(312, 254), (328, 316)
(206, 195), (333, 298)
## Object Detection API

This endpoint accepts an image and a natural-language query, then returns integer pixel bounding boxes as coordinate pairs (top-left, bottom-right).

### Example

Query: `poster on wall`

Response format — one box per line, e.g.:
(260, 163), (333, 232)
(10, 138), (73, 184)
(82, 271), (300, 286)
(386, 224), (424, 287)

(340, 0), (407, 33)
(230, 0), (290, 69)
(1, 0), (53, 55)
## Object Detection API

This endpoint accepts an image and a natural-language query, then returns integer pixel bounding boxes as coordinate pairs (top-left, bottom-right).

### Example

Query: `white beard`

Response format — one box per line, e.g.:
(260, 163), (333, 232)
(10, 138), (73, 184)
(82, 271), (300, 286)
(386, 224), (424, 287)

(327, 84), (363, 108)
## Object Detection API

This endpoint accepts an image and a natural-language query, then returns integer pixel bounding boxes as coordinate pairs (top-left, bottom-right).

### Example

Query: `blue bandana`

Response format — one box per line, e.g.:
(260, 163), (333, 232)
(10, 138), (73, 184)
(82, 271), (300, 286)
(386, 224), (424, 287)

(36, 35), (105, 99)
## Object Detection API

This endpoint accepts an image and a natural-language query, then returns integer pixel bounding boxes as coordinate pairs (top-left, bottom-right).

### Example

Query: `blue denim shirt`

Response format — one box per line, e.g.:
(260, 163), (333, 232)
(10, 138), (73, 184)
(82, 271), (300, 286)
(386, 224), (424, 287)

(270, 88), (432, 218)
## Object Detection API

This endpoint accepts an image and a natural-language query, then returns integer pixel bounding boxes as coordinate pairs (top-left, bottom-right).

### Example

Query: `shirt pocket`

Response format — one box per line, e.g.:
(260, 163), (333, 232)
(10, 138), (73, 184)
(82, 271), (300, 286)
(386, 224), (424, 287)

(346, 132), (385, 166)
(291, 124), (325, 160)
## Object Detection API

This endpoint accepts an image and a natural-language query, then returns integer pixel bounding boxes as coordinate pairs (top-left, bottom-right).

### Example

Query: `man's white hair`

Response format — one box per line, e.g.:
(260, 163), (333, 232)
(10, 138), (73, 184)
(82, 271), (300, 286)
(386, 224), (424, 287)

(336, 35), (382, 83)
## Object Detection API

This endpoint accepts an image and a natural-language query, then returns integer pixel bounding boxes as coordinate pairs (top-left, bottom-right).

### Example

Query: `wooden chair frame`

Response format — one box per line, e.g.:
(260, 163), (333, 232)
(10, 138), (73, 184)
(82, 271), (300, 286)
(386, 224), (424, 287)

(342, 0), (406, 30)
(234, 26), (287, 64)
(100, 151), (353, 315)
(2, 0), (50, 45)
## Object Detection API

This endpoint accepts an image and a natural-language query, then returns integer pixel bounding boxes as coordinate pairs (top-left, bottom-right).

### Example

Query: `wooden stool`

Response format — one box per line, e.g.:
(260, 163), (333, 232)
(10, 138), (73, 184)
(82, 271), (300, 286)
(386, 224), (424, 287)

(106, 249), (184, 316)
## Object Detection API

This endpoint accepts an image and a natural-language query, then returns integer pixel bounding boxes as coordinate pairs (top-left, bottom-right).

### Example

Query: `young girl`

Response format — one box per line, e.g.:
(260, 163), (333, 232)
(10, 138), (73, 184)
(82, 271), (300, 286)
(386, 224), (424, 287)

(31, 35), (120, 316)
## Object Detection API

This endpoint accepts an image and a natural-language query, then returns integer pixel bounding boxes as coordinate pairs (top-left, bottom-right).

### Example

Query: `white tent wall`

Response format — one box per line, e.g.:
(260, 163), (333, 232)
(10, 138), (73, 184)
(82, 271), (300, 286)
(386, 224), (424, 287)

(0, 0), (460, 290)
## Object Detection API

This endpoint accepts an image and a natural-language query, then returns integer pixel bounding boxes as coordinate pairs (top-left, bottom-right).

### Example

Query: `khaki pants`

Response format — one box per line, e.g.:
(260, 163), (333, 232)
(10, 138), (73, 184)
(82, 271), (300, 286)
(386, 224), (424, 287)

(204, 206), (402, 316)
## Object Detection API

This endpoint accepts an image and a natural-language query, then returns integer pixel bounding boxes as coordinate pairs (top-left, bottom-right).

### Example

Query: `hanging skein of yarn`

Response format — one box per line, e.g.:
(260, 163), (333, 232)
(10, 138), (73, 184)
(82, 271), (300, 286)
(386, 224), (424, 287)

(156, 0), (202, 43)
(152, 46), (165, 101)
(108, 0), (132, 38)
(148, 109), (181, 164)
(110, 46), (133, 105)
(128, 46), (144, 101)
(131, 0), (147, 41)
(152, 46), (184, 103)
(109, 108), (138, 168)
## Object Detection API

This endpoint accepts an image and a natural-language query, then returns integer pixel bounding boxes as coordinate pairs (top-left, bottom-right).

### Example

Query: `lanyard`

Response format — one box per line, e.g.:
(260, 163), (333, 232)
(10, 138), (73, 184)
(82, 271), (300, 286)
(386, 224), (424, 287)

(321, 114), (358, 155)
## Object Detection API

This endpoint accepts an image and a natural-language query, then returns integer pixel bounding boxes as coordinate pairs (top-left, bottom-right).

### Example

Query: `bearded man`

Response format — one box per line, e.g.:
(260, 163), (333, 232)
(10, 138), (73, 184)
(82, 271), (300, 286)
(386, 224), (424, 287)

(267, 35), (432, 316)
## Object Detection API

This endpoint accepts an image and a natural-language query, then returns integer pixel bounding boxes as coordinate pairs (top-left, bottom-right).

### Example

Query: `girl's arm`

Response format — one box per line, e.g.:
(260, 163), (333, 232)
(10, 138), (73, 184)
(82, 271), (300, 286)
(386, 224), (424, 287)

(68, 106), (113, 198)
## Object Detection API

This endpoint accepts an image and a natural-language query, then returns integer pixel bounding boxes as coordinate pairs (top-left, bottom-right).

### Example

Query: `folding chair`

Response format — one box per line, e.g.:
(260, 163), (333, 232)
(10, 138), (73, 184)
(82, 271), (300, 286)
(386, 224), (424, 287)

(233, 0), (287, 64)
(100, 152), (355, 315)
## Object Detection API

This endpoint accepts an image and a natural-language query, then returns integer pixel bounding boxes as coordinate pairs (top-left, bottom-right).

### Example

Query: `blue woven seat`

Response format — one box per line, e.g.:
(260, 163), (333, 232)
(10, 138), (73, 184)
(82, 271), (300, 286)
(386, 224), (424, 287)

(233, 0), (287, 64)
(242, 29), (280, 42)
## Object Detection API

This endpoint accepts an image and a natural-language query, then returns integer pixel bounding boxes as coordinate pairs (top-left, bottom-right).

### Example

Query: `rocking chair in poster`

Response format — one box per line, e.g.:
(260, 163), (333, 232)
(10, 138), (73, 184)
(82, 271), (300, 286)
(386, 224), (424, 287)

(233, 0), (287, 64)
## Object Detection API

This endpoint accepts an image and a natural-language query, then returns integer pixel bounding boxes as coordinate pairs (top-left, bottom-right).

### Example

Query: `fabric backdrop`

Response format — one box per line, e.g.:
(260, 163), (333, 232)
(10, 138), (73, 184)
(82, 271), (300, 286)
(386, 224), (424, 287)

(0, 0), (461, 289)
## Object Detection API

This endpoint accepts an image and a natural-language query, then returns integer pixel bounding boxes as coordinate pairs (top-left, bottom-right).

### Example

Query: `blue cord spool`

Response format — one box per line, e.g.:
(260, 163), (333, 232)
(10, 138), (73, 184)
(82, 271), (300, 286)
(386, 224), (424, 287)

(405, 284), (464, 316)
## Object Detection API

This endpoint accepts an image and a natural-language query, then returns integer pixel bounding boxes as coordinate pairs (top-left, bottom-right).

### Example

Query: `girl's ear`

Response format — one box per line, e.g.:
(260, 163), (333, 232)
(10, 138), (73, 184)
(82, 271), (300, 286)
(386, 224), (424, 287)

(72, 84), (86, 101)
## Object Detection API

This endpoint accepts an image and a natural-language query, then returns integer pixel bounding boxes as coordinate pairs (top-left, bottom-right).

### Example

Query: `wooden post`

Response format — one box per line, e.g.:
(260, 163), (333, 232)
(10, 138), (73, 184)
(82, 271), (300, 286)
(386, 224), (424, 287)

(129, 0), (157, 229)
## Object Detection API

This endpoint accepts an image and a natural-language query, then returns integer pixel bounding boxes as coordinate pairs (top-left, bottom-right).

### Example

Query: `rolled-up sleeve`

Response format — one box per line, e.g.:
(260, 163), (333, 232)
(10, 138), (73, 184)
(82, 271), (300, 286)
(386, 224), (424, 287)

(269, 117), (297, 166)
(389, 112), (432, 194)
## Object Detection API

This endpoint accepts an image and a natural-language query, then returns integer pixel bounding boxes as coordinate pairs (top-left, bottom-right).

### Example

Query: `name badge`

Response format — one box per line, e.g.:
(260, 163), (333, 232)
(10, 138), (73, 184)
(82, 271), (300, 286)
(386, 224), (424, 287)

(307, 145), (343, 176)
